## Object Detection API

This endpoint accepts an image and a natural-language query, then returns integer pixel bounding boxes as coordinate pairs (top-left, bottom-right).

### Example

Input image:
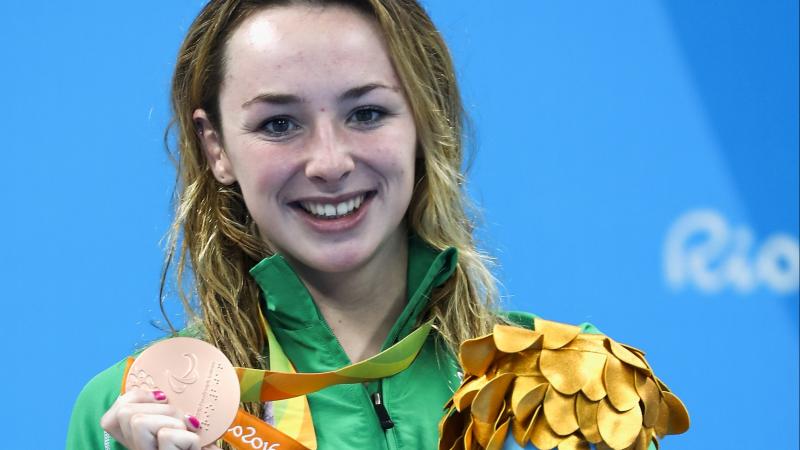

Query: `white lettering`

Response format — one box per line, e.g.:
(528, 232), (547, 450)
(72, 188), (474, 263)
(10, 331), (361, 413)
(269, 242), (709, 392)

(241, 426), (256, 444)
(664, 209), (799, 294)
(225, 425), (281, 450)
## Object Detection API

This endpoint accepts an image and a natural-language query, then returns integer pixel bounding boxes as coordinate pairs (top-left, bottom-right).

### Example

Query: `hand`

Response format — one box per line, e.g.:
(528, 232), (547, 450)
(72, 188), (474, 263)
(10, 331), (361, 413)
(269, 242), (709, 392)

(101, 389), (217, 450)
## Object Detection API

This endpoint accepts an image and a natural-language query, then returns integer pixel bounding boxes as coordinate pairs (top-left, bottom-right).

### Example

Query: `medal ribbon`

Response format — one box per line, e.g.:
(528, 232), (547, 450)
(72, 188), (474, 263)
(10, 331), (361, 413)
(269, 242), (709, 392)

(224, 312), (433, 450)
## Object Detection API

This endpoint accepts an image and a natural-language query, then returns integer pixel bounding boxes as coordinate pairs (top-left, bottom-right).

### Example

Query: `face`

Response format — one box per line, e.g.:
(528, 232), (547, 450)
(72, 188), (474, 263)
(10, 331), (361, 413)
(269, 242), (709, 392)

(195, 5), (417, 275)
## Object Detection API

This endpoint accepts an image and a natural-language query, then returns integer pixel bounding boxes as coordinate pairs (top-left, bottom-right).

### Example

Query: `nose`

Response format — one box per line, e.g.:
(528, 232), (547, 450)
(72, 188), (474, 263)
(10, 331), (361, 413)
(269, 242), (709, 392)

(304, 122), (355, 185)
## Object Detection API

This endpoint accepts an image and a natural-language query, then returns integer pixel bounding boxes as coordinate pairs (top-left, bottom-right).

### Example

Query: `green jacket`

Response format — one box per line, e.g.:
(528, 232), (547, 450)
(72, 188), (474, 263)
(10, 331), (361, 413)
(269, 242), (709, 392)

(66, 238), (599, 449)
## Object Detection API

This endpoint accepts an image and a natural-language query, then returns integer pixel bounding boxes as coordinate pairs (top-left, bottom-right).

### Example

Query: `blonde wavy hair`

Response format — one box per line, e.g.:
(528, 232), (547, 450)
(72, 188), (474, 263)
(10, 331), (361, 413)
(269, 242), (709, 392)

(163, 0), (501, 426)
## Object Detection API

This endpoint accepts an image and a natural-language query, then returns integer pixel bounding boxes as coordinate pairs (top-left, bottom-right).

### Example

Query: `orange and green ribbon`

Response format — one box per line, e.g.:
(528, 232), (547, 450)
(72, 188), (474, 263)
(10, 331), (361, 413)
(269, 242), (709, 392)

(225, 312), (433, 450)
(238, 314), (434, 401)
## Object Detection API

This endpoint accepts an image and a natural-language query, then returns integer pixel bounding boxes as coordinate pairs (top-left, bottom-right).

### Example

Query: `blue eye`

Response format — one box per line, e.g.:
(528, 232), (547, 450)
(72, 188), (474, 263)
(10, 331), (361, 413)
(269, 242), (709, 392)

(349, 107), (386, 127)
(261, 116), (300, 137)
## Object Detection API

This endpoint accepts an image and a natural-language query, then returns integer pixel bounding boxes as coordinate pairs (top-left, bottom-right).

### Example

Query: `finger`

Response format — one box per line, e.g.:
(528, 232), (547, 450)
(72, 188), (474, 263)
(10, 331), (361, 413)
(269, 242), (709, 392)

(156, 427), (202, 450)
(101, 390), (173, 444)
(102, 389), (169, 428)
(113, 389), (170, 415)
(114, 403), (178, 445)
(130, 414), (187, 450)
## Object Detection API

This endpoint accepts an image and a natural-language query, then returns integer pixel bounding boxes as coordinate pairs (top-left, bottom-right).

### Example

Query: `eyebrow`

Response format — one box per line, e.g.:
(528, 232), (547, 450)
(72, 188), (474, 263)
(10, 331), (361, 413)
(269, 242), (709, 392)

(241, 92), (304, 109)
(241, 83), (397, 109)
(339, 83), (396, 101)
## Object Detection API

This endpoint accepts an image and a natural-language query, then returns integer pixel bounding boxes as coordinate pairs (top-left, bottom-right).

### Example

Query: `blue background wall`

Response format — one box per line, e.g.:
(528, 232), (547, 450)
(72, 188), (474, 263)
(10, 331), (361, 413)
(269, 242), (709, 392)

(1, 1), (796, 448)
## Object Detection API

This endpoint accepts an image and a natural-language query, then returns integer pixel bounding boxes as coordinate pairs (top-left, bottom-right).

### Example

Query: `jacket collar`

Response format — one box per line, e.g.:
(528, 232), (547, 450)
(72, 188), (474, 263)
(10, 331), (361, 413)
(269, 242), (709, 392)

(249, 236), (458, 367)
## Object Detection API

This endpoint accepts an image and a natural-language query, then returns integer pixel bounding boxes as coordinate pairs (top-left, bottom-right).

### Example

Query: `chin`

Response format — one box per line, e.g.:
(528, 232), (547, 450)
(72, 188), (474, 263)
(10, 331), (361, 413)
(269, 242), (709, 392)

(295, 243), (376, 275)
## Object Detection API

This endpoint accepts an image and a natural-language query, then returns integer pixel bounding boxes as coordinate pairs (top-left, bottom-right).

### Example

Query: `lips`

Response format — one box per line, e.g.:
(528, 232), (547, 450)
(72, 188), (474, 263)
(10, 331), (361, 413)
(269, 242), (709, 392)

(299, 193), (366, 219)
(290, 190), (377, 233)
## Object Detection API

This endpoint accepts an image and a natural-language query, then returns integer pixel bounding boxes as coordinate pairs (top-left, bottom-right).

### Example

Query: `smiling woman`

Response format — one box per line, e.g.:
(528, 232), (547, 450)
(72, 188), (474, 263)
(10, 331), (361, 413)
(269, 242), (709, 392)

(66, 1), (687, 450)
(67, 1), (501, 449)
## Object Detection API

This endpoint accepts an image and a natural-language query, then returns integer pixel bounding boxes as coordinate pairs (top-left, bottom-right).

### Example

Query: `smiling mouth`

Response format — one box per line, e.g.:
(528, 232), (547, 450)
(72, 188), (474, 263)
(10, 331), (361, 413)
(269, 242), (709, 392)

(294, 191), (376, 220)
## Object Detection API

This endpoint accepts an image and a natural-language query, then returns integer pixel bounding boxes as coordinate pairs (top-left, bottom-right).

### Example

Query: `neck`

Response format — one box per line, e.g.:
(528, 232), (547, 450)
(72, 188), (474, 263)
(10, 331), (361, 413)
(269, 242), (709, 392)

(287, 233), (409, 363)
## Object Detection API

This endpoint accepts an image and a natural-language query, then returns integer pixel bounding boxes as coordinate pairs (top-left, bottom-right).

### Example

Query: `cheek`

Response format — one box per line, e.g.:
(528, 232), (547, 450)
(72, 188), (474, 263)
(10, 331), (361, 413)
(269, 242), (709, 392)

(371, 125), (417, 180)
(230, 150), (299, 211)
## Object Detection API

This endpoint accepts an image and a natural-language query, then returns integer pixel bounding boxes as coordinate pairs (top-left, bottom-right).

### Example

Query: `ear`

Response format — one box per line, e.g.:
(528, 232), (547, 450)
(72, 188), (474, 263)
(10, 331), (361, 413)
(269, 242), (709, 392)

(193, 109), (236, 185)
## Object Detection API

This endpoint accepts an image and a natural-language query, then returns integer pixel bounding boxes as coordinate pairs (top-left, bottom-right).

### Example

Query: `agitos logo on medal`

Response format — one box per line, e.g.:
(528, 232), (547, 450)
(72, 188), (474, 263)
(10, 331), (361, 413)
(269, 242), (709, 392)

(122, 337), (241, 447)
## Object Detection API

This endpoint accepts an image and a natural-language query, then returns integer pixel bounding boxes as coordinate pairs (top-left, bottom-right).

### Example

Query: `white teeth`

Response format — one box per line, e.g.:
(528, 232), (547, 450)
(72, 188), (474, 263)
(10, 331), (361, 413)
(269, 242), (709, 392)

(300, 194), (367, 219)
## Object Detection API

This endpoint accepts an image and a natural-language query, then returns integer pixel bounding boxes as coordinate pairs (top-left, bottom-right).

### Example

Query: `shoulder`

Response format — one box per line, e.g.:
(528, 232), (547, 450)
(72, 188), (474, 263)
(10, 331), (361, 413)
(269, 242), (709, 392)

(442, 312), (689, 450)
(67, 358), (130, 450)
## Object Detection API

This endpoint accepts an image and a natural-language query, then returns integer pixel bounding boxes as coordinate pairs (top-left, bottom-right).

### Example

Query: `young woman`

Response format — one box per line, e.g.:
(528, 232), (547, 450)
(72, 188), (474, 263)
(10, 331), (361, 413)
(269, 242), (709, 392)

(68, 1), (502, 449)
(67, 1), (687, 449)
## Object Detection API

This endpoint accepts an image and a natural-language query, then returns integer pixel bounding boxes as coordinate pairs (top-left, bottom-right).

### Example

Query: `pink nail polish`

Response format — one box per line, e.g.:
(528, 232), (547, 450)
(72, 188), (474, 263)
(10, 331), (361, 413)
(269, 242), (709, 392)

(153, 390), (167, 401)
(187, 415), (201, 429)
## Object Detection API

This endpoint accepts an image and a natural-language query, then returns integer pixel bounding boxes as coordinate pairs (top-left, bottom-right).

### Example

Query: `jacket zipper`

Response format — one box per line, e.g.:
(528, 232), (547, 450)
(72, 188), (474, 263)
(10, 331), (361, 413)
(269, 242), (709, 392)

(317, 319), (396, 447)
(374, 380), (400, 449)
(371, 391), (394, 430)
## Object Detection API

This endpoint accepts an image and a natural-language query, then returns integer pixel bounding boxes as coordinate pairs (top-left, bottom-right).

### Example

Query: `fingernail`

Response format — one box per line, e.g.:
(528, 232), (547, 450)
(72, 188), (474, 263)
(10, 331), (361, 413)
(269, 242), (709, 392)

(187, 415), (201, 430)
(153, 390), (167, 401)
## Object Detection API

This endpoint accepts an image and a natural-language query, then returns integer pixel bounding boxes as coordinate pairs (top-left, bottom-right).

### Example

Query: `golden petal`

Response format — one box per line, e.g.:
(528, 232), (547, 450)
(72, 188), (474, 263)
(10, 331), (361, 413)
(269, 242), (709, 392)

(495, 349), (542, 376)
(653, 376), (669, 392)
(621, 344), (650, 368)
(543, 385), (580, 436)
(530, 405), (565, 450)
(541, 348), (607, 395)
(654, 396), (669, 438)
(522, 406), (541, 445)
(486, 417), (512, 450)
(633, 371), (660, 428)
(608, 340), (649, 371)
(534, 318), (582, 349)
(460, 334), (498, 377)
(631, 428), (653, 450)
(472, 373), (515, 424)
(454, 376), (489, 412)
(494, 398), (510, 430)
(446, 435), (463, 450)
(494, 324), (544, 353)
(511, 376), (549, 422)
(662, 391), (690, 435)
(472, 417), (494, 448)
(580, 360), (608, 402)
(454, 390), (477, 413)
(597, 397), (643, 449)
(604, 356), (640, 412)
(438, 408), (464, 450)
(576, 393), (603, 443)
(564, 335), (608, 354)
(619, 428), (645, 450)
(464, 416), (475, 450)
(557, 434), (590, 450)
(511, 417), (529, 447)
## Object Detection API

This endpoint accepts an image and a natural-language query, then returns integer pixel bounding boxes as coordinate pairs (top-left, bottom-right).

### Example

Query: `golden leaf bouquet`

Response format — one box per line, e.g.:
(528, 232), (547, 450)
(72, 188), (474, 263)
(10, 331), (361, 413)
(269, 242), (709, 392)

(439, 319), (689, 450)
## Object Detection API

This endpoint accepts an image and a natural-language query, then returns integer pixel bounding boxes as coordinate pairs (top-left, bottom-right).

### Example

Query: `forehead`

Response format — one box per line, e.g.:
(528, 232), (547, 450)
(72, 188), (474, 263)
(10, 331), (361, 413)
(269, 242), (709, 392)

(221, 5), (399, 100)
